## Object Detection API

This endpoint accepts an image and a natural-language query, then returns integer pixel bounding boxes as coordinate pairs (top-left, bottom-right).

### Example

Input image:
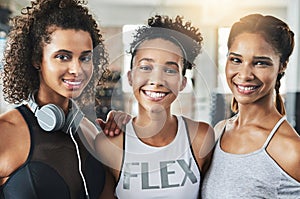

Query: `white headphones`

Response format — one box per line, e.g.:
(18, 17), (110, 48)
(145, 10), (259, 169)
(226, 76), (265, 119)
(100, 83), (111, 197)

(28, 92), (90, 198)
(27, 92), (84, 134)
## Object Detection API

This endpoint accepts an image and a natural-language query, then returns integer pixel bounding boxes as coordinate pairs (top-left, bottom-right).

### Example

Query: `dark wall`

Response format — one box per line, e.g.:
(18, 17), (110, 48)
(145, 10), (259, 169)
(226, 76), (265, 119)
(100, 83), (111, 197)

(285, 92), (300, 135)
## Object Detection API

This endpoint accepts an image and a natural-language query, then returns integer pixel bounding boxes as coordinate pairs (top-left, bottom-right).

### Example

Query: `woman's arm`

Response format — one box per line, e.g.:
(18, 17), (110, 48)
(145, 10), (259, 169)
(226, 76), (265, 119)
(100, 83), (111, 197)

(98, 167), (117, 199)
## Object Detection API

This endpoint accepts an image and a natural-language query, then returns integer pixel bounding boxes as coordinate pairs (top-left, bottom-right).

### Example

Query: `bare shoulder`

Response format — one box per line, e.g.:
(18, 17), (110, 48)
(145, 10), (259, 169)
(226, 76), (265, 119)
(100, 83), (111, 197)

(213, 120), (227, 140)
(270, 120), (300, 182)
(183, 117), (214, 140)
(0, 108), (28, 142)
(94, 130), (124, 172)
(94, 130), (124, 152)
(0, 108), (30, 182)
(182, 117), (215, 171)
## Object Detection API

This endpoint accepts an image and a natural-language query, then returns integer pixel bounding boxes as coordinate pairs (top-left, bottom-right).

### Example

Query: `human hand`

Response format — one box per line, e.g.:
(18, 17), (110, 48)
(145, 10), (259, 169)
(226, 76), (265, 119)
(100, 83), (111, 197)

(96, 110), (131, 137)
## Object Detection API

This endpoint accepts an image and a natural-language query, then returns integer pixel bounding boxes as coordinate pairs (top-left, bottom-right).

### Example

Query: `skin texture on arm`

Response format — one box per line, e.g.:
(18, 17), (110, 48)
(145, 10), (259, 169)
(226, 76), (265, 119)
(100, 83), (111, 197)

(184, 118), (215, 175)
(267, 120), (300, 182)
(94, 129), (124, 181)
(0, 109), (30, 185)
(213, 119), (227, 142)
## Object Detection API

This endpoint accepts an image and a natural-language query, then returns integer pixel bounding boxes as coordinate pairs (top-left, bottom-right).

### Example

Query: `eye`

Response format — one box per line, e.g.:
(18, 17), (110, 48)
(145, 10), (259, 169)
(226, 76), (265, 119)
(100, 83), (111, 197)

(229, 57), (242, 64)
(254, 61), (272, 67)
(138, 65), (152, 72)
(80, 54), (92, 63)
(55, 54), (70, 61)
(164, 67), (178, 74)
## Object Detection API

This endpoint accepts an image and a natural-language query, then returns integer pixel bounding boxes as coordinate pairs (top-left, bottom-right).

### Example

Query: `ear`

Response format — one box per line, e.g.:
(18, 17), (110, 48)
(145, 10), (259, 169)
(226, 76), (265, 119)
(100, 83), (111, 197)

(127, 70), (133, 86)
(179, 76), (187, 91)
(279, 61), (287, 73)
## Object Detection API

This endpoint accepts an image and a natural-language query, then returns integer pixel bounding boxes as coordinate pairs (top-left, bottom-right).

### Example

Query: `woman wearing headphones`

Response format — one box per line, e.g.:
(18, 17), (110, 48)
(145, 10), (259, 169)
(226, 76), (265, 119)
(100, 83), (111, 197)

(0, 0), (112, 198)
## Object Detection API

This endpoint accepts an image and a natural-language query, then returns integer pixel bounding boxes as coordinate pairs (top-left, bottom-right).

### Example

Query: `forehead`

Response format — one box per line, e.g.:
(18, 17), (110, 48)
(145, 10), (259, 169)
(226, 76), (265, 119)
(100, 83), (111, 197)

(136, 38), (183, 57)
(46, 28), (93, 51)
(230, 33), (278, 56)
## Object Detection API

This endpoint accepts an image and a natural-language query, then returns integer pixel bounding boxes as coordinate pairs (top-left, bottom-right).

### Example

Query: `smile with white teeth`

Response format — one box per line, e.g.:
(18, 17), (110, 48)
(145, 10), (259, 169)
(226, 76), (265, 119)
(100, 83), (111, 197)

(63, 80), (82, 85)
(237, 85), (257, 91)
(144, 90), (167, 98)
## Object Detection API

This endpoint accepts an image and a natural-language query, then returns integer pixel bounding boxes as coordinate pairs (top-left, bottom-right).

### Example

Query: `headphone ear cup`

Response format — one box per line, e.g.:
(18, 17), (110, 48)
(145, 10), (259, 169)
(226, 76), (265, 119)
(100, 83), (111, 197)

(35, 104), (66, 132)
(62, 100), (84, 134)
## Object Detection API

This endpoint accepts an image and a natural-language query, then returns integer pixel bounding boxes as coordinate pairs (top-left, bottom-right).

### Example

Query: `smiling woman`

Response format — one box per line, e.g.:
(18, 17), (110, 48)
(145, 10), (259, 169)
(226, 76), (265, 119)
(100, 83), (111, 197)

(201, 14), (300, 199)
(39, 29), (94, 98)
(94, 15), (215, 199)
(0, 0), (109, 198)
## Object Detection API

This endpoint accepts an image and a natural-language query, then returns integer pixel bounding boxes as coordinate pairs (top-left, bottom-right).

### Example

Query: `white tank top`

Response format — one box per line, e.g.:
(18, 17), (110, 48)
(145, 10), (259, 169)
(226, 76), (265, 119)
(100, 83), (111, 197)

(202, 116), (300, 199)
(115, 115), (201, 199)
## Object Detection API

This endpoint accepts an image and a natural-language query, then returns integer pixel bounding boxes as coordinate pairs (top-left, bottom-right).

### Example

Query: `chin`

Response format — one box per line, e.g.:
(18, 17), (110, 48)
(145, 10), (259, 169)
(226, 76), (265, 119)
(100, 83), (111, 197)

(66, 90), (84, 99)
(148, 104), (166, 113)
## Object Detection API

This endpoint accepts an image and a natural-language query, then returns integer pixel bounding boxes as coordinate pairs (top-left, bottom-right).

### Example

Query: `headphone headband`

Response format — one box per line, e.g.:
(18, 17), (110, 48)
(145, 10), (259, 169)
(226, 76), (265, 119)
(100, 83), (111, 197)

(28, 92), (84, 134)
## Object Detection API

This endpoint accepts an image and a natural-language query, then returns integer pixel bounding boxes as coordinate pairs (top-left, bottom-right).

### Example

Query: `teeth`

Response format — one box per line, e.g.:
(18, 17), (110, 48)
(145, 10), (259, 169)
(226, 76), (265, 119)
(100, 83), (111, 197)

(144, 91), (166, 98)
(238, 85), (256, 91)
(64, 80), (82, 85)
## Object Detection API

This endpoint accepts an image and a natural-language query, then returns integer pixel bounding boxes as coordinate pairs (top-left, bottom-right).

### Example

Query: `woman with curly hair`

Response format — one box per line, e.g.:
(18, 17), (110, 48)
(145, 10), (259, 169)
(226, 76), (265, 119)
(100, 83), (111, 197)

(0, 0), (110, 198)
(95, 15), (215, 199)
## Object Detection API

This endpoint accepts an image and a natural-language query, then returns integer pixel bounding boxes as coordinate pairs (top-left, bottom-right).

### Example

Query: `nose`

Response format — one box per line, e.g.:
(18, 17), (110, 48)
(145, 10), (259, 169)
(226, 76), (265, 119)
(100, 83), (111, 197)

(238, 64), (254, 80)
(149, 68), (164, 86)
(68, 60), (82, 76)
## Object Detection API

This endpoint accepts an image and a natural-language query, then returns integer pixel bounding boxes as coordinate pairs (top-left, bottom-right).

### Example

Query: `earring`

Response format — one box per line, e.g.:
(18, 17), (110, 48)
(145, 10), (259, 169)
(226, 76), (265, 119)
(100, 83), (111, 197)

(34, 66), (40, 71)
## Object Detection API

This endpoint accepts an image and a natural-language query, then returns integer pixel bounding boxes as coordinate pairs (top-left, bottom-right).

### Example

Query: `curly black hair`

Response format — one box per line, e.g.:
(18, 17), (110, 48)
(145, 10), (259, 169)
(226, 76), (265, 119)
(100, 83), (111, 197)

(2, 0), (109, 106)
(129, 15), (203, 75)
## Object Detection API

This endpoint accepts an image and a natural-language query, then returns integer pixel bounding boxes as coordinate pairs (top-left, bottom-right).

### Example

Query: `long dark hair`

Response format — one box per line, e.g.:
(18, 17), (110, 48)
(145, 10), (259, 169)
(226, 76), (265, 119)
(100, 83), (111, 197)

(227, 14), (294, 115)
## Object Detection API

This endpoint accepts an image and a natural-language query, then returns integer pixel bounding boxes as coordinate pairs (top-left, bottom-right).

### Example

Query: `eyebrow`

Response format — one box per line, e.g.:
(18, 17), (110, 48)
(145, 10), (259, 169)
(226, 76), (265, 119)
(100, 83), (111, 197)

(253, 56), (273, 61)
(137, 58), (180, 68)
(228, 52), (242, 57)
(228, 52), (273, 61)
(56, 49), (93, 55)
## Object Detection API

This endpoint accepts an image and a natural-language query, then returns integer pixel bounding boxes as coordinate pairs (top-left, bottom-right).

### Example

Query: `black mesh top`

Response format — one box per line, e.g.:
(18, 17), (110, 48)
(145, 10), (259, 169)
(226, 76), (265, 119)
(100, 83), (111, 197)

(0, 105), (105, 199)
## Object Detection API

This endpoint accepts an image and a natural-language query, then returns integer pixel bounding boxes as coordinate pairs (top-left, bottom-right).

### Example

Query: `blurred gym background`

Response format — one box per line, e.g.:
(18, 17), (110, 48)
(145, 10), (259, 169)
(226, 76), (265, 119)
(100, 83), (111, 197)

(0, 0), (299, 133)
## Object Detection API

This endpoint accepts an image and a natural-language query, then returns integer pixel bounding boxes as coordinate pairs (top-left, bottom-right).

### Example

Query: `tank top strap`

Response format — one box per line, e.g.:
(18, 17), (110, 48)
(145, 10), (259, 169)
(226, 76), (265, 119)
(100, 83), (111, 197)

(262, 116), (286, 149)
(216, 115), (235, 143)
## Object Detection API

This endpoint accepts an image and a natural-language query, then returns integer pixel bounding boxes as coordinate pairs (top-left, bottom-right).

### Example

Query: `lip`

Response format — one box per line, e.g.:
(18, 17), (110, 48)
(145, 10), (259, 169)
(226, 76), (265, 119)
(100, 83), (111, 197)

(235, 83), (260, 95)
(142, 89), (169, 102)
(63, 78), (84, 90)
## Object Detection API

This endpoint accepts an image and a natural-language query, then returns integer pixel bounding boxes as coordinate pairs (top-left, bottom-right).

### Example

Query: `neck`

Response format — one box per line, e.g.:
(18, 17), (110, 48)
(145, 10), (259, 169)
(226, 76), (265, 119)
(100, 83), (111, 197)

(237, 102), (282, 127)
(37, 89), (69, 113)
(133, 108), (177, 146)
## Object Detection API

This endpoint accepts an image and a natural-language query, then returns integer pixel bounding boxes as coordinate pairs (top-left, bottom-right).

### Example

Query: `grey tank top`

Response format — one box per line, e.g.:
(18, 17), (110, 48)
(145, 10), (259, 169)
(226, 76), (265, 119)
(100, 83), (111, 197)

(201, 116), (300, 199)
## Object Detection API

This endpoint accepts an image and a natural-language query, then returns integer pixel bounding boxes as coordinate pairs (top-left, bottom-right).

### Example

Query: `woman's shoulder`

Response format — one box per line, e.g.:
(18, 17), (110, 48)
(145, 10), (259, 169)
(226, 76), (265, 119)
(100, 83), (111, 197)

(181, 116), (215, 171)
(0, 108), (25, 133)
(181, 116), (215, 151)
(95, 130), (124, 152)
(0, 108), (30, 180)
(275, 119), (300, 149)
(181, 116), (214, 138)
(270, 119), (300, 182)
(94, 128), (124, 164)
